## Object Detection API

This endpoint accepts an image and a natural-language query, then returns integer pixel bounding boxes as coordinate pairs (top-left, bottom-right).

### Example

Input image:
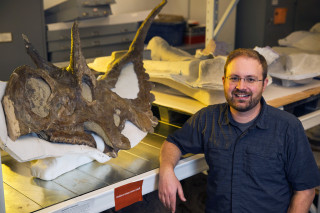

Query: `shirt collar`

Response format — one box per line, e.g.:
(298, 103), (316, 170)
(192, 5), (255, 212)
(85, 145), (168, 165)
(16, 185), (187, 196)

(220, 97), (269, 130)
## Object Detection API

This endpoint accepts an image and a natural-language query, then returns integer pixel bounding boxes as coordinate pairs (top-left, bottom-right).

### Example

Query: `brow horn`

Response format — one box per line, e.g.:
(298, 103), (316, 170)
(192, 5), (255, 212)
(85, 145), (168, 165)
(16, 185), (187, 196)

(67, 22), (96, 87)
(23, 34), (60, 74)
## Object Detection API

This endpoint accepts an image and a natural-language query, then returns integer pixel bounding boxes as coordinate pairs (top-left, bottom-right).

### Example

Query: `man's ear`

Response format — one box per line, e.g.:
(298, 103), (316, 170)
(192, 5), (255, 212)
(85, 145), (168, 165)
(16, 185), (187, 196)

(262, 77), (269, 92)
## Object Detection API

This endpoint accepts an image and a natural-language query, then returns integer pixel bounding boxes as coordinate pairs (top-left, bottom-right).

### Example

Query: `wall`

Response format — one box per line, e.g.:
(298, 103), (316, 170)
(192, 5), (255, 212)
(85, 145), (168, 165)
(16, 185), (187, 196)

(0, 0), (47, 81)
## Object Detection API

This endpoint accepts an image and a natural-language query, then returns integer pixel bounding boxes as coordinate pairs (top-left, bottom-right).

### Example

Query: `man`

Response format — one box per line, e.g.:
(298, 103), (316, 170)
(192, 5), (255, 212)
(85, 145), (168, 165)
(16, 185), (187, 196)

(158, 48), (320, 213)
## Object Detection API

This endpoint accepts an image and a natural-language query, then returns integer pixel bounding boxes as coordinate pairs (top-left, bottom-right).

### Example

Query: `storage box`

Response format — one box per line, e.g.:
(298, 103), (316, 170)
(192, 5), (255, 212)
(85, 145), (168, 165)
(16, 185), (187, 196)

(184, 25), (206, 44)
(143, 20), (186, 46)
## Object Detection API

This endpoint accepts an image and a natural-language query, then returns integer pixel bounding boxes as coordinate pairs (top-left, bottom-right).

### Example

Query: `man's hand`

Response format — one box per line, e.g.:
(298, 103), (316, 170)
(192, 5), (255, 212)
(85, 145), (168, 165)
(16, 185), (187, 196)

(158, 167), (186, 212)
(158, 141), (186, 212)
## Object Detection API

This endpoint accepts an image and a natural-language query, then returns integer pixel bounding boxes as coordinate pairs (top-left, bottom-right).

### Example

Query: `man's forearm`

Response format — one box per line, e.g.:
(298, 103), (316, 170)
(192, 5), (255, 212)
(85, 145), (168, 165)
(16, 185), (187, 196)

(159, 140), (182, 171)
(287, 188), (315, 213)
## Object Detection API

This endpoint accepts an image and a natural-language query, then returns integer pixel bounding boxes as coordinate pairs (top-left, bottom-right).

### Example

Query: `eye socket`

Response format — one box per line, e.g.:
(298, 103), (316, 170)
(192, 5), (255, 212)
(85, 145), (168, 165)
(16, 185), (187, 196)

(81, 76), (93, 102)
(81, 82), (92, 102)
(26, 77), (51, 117)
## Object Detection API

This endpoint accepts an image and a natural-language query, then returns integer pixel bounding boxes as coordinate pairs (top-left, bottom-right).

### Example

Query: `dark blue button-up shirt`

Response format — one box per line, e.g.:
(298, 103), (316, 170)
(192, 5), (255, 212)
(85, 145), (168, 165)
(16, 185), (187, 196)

(167, 98), (320, 213)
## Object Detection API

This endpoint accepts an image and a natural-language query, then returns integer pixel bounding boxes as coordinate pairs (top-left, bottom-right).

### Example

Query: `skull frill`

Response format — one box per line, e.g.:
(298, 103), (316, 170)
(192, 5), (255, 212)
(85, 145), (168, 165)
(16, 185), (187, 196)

(2, 0), (167, 158)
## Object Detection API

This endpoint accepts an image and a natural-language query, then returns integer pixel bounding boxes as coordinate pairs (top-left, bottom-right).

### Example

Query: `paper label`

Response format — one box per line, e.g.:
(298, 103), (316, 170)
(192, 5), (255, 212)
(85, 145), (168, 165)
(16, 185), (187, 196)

(114, 180), (143, 211)
(0, 33), (12, 43)
(274, 8), (288, 24)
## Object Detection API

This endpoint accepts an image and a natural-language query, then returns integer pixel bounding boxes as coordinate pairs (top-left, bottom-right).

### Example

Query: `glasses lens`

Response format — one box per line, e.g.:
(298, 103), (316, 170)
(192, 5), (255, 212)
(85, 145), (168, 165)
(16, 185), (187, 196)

(227, 76), (260, 84)
(245, 77), (257, 83)
(228, 77), (239, 82)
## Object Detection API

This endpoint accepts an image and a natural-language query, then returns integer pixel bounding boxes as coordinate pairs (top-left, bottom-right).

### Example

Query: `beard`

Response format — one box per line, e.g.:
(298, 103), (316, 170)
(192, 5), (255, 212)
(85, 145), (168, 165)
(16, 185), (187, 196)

(225, 89), (262, 112)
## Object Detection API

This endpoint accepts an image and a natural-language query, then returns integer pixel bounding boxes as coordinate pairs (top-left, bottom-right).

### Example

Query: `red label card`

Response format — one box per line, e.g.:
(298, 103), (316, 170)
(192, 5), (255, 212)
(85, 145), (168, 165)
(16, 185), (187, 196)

(114, 180), (143, 211)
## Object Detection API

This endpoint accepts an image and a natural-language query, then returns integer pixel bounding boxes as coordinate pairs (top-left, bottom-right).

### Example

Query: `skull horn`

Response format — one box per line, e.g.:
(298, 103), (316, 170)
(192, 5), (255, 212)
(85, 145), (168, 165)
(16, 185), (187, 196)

(128, 0), (167, 54)
(23, 34), (60, 75)
(100, 0), (167, 81)
(67, 22), (97, 87)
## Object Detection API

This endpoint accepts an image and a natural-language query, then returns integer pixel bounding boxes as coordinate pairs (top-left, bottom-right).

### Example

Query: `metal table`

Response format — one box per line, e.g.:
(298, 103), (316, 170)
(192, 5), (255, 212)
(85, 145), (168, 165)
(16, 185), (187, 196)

(0, 121), (208, 213)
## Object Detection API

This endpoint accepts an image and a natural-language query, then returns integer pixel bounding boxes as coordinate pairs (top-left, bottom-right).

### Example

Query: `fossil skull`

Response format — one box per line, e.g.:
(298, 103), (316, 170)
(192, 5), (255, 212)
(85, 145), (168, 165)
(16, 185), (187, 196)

(2, 0), (167, 158)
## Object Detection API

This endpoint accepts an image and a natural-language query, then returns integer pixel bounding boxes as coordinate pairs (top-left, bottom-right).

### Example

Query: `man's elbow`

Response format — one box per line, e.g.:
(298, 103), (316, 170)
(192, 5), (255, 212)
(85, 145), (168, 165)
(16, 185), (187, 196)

(295, 188), (316, 201)
(306, 188), (316, 199)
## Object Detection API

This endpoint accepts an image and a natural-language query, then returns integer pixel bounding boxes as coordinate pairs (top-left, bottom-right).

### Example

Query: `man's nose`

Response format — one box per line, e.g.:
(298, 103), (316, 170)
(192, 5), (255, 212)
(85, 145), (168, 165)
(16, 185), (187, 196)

(236, 78), (246, 89)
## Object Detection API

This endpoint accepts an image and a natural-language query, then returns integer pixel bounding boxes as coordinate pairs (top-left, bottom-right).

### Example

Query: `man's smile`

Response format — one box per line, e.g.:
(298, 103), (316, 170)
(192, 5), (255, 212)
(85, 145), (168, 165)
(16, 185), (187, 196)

(235, 93), (250, 98)
(233, 91), (251, 100)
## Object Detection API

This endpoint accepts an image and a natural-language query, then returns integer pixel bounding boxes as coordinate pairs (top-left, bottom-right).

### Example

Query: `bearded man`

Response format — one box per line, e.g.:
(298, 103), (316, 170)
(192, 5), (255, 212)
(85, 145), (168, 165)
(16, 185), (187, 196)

(158, 48), (320, 213)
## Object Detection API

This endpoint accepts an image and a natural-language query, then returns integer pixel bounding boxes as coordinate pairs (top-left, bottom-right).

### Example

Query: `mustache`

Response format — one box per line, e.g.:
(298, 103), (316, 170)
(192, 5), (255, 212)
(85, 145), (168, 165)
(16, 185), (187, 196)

(232, 89), (251, 95)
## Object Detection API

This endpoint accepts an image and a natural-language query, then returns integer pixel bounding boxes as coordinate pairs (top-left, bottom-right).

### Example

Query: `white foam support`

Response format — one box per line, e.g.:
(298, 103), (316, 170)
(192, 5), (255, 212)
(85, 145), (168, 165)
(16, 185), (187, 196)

(278, 30), (320, 52)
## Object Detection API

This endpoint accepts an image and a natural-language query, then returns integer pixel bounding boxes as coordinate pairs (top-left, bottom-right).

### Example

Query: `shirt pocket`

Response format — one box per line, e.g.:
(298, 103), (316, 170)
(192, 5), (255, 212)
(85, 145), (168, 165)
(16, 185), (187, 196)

(244, 145), (283, 177)
(207, 148), (231, 181)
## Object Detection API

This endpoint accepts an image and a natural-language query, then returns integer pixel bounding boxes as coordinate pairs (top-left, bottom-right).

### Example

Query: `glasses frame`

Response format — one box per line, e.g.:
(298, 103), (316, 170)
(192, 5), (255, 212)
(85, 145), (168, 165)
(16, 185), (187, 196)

(225, 76), (263, 84)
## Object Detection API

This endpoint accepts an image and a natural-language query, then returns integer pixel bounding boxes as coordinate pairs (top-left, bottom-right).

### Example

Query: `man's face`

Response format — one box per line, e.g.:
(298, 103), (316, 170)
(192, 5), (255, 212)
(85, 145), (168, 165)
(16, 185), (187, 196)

(222, 56), (268, 113)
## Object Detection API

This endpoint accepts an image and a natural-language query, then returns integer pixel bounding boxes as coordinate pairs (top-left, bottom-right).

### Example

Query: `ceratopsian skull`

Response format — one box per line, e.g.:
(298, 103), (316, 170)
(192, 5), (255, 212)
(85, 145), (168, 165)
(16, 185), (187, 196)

(2, 0), (167, 158)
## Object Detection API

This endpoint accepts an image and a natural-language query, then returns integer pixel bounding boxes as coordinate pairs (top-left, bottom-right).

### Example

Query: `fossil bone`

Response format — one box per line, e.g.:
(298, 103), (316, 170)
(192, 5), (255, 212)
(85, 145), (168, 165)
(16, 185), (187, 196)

(2, 0), (167, 158)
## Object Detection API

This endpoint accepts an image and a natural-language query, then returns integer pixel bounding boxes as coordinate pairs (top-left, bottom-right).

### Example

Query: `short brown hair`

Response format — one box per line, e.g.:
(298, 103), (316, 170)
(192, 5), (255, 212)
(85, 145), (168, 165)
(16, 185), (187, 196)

(224, 48), (268, 80)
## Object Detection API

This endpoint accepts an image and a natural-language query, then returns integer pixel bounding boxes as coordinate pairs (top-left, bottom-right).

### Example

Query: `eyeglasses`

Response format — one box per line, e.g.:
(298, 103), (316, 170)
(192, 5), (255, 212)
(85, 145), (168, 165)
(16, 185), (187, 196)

(225, 76), (263, 84)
